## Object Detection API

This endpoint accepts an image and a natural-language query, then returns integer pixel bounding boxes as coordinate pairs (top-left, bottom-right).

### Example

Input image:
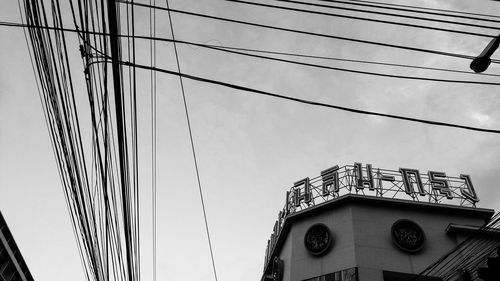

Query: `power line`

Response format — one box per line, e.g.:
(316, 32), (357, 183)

(163, 1), (219, 281)
(106, 0), (140, 279)
(124, 1), (141, 279)
(16, 1), (95, 280)
(116, 60), (500, 134)
(111, 2), (484, 62)
(5, 18), (500, 69)
(86, 35), (500, 85)
(149, 0), (157, 281)
(21, 0), (142, 279)
(226, 0), (498, 38)
(3, 18), (500, 65)
(197, 42), (500, 85)
(22, 0), (102, 279)
(265, 0), (500, 31)
(198, 43), (500, 78)
(338, 0), (500, 21)
(82, 34), (500, 84)
(7, 17), (500, 84)
(78, 33), (500, 84)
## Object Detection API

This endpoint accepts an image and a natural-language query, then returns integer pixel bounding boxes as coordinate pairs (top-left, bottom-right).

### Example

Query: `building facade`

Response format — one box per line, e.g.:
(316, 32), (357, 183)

(0, 212), (34, 281)
(261, 163), (498, 281)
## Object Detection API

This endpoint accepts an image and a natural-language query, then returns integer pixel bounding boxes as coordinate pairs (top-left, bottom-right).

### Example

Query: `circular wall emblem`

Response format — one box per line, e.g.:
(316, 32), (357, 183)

(391, 219), (425, 253)
(304, 223), (332, 256)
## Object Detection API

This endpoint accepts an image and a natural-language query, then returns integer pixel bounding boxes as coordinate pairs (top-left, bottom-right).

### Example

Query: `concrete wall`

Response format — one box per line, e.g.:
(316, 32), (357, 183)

(289, 204), (356, 281)
(352, 203), (487, 281)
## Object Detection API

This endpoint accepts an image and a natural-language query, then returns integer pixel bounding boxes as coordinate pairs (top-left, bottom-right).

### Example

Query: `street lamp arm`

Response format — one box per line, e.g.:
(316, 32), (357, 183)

(470, 34), (500, 73)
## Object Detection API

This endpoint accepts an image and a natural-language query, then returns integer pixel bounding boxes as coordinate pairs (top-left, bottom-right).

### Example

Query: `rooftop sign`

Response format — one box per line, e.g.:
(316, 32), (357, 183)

(263, 163), (479, 268)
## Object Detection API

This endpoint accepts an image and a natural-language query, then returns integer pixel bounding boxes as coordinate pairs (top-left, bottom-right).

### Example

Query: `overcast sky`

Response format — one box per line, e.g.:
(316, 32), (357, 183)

(1, 0), (500, 281)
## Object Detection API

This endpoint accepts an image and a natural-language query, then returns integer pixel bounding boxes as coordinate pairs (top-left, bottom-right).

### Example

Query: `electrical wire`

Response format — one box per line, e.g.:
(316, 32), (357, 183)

(16, 1), (94, 281)
(6, 18), (500, 71)
(21, 0), (142, 280)
(275, 0), (500, 28)
(149, 0), (158, 280)
(164, 0), (219, 280)
(226, 0), (498, 38)
(196, 43), (500, 78)
(3, 19), (500, 65)
(85, 34), (500, 84)
(13, 2), (500, 281)
(348, 0), (500, 22)
(111, 2), (490, 62)
(116, 60), (500, 134)
(171, 38), (500, 85)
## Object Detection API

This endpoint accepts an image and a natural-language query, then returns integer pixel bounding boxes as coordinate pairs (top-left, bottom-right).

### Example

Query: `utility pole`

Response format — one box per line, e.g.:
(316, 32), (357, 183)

(106, 1), (134, 281)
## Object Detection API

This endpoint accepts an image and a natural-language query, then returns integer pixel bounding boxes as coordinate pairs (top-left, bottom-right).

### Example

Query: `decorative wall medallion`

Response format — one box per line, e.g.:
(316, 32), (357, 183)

(304, 223), (332, 256)
(271, 256), (283, 281)
(391, 219), (425, 253)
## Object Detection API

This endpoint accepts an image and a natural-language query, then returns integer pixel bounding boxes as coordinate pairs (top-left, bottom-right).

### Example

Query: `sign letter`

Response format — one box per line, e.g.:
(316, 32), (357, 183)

(460, 174), (479, 203)
(399, 168), (425, 196)
(355, 162), (374, 190)
(293, 178), (312, 207)
(321, 165), (339, 196)
(428, 171), (453, 199)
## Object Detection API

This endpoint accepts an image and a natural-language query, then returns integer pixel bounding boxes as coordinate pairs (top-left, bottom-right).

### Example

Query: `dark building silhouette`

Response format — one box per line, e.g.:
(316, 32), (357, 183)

(0, 212), (34, 281)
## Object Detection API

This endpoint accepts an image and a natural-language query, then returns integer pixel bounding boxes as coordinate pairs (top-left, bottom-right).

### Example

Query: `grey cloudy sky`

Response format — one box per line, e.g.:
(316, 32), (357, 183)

(1, 0), (500, 281)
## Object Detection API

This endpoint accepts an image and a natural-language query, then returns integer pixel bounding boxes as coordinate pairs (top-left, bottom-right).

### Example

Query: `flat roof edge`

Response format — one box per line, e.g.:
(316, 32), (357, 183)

(446, 223), (500, 237)
(288, 194), (495, 222)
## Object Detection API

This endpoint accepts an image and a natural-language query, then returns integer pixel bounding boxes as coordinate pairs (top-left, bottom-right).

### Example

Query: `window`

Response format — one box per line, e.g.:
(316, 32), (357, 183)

(383, 271), (443, 281)
(303, 267), (358, 281)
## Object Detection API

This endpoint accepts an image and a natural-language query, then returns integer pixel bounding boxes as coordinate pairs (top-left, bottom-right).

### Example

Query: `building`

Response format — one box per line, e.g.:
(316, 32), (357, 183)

(261, 163), (499, 281)
(0, 211), (34, 281)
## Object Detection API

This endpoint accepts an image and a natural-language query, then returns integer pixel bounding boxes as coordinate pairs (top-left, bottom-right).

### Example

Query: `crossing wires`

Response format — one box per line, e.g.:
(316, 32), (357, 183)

(115, 1), (500, 64)
(163, 0), (219, 280)
(226, 0), (499, 38)
(20, 0), (142, 280)
(10, 0), (500, 281)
